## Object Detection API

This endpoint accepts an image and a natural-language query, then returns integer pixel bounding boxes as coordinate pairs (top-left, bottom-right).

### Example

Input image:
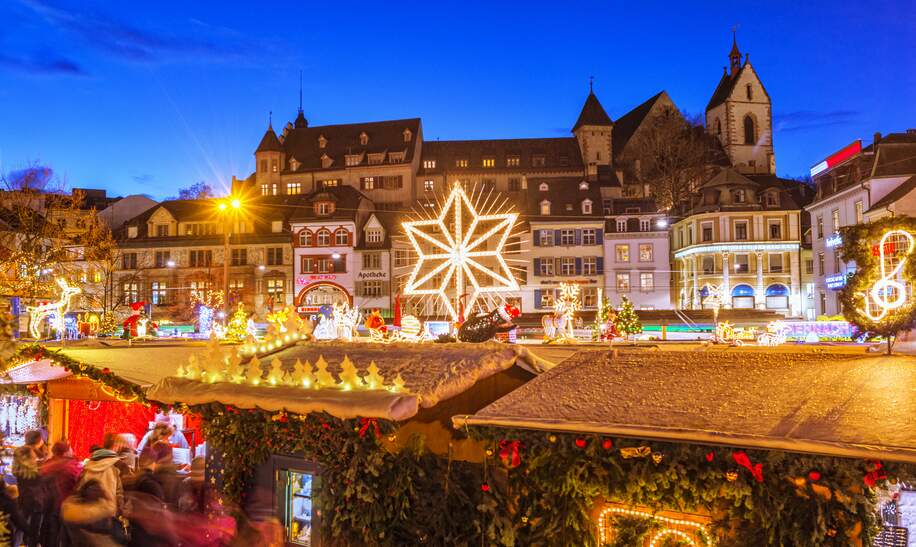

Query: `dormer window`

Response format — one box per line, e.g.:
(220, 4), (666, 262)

(733, 189), (746, 203)
(403, 128), (412, 142)
(315, 202), (335, 216)
(482, 157), (495, 168)
(582, 199), (593, 214)
(345, 154), (362, 167)
(289, 158), (300, 171)
(367, 153), (385, 165)
(540, 200), (551, 215)
(366, 228), (383, 244)
(359, 131), (369, 146)
(565, 203), (573, 212)
(539, 182), (549, 191)
(389, 151), (406, 164)
(456, 159), (469, 168)
(579, 181), (589, 191)
(507, 155), (520, 167)
(766, 191), (779, 207)
(321, 153), (333, 168)
(318, 135), (327, 149)
(423, 159), (436, 169)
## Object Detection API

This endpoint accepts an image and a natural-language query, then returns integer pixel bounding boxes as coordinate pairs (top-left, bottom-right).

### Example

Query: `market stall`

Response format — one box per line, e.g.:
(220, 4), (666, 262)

(453, 347), (916, 546)
(146, 341), (574, 546)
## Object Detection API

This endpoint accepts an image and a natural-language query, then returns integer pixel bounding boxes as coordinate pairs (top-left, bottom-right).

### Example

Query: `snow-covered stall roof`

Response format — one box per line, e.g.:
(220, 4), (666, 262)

(1, 341), (207, 386)
(454, 349), (916, 463)
(148, 342), (574, 421)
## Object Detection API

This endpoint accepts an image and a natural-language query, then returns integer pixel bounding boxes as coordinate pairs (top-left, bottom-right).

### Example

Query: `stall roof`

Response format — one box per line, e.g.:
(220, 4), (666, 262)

(453, 348), (916, 464)
(147, 342), (579, 421)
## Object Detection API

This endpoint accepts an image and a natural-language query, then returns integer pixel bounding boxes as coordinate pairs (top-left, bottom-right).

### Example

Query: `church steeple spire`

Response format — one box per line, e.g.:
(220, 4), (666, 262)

(293, 71), (308, 128)
(729, 28), (742, 75)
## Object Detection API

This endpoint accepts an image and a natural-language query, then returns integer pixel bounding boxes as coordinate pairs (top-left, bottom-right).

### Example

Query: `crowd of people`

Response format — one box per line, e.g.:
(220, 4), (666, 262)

(0, 423), (257, 547)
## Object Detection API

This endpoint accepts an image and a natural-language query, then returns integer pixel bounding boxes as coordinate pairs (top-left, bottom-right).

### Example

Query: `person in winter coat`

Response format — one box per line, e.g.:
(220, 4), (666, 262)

(78, 447), (124, 520)
(0, 479), (28, 545)
(13, 446), (48, 547)
(61, 479), (119, 547)
(41, 441), (83, 547)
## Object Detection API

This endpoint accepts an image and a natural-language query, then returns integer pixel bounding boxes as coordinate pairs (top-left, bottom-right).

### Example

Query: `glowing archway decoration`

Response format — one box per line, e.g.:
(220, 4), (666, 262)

(857, 229), (915, 321)
(402, 182), (519, 322)
(597, 506), (712, 546)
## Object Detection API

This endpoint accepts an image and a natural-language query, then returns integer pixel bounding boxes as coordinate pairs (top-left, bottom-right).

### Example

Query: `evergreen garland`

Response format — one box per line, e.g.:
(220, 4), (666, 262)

(469, 428), (915, 547)
(838, 216), (916, 353)
(189, 403), (487, 546)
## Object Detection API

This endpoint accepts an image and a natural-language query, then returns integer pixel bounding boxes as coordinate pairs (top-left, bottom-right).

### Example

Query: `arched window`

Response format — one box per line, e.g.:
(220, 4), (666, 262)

(715, 118), (722, 138)
(298, 229), (313, 247)
(765, 284), (790, 309)
(334, 228), (349, 246)
(743, 115), (756, 145)
(731, 284), (756, 309)
(316, 229), (331, 246)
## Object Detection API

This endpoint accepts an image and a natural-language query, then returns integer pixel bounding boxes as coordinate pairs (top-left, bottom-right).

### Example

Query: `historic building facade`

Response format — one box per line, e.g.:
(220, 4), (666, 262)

(805, 131), (916, 316)
(603, 198), (670, 310)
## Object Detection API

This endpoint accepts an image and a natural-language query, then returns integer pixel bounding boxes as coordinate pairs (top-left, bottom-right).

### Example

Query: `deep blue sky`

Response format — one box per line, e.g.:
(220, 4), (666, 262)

(1, 0), (913, 200)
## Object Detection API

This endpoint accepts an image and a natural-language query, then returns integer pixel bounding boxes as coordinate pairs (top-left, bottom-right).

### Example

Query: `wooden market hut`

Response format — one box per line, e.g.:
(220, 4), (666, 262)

(145, 341), (573, 546)
(453, 347), (916, 546)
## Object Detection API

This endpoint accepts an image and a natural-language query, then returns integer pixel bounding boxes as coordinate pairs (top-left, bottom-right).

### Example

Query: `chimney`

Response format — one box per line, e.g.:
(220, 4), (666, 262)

(874, 132), (882, 146)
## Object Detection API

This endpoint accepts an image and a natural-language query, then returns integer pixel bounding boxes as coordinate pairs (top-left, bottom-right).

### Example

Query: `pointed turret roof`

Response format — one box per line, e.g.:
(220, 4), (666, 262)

(256, 124), (283, 153)
(572, 91), (613, 131)
(294, 110), (308, 129)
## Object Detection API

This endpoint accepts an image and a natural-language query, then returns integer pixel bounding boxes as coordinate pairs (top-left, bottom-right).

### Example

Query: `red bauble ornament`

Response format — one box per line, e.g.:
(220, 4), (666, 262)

(601, 439), (613, 450)
(322, 422), (330, 430)
(706, 452), (715, 462)
(278, 414), (288, 423)
(481, 483), (490, 492)
(102, 367), (111, 374)
(808, 471), (821, 481)
(575, 438), (587, 449)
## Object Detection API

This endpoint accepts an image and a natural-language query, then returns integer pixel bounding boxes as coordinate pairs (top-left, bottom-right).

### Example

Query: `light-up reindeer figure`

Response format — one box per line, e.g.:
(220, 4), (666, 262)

(27, 278), (81, 339)
(858, 229), (916, 321)
(543, 282), (580, 342)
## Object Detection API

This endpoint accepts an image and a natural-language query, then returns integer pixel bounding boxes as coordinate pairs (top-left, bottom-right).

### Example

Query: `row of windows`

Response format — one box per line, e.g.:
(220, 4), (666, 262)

(300, 255), (346, 274)
(359, 176), (404, 191)
(123, 278), (285, 305)
(614, 218), (659, 233)
(533, 256), (601, 277)
(614, 243), (655, 263)
(677, 219), (785, 248)
(692, 252), (786, 274)
(816, 250), (846, 277)
(427, 153), (563, 170)
(540, 199), (592, 216)
(536, 286), (599, 309)
(297, 228), (352, 247)
(815, 201), (865, 239)
(533, 228), (600, 246)
(125, 248), (285, 270)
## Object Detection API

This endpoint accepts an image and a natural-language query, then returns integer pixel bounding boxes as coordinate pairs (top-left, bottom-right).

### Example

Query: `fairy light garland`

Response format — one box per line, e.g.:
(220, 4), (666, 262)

(597, 506), (712, 546)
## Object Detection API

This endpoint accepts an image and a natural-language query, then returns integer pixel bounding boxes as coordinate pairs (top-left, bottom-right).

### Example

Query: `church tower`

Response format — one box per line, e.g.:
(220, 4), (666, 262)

(572, 82), (613, 180)
(255, 115), (284, 190)
(705, 33), (775, 174)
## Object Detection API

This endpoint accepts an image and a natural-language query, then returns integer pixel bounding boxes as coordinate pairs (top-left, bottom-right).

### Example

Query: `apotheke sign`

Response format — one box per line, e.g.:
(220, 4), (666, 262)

(358, 271), (388, 279)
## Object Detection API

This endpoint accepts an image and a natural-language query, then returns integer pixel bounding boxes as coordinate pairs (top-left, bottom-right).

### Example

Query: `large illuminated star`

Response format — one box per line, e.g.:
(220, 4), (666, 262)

(402, 183), (519, 321)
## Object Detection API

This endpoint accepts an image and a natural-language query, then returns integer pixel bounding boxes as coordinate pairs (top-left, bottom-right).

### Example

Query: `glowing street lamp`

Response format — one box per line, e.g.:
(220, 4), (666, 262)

(216, 195), (245, 316)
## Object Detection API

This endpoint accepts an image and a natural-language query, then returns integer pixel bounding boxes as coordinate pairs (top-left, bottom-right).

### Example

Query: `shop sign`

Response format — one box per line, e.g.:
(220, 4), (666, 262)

(825, 233), (842, 248)
(825, 274), (847, 290)
(296, 274), (337, 285)
(358, 271), (388, 280)
(540, 279), (598, 285)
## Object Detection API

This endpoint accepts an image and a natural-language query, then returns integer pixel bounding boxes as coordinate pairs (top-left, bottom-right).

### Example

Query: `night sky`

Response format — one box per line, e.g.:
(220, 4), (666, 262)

(1, 0), (913, 200)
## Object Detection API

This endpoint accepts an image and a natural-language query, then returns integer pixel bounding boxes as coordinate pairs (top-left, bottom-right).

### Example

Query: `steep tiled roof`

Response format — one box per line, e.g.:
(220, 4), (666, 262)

(706, 68), (742, 111)
(256, 126), (283, 153)
(287, 186), (368, 222)
(279, 118), (421, 172)
(525, 177), (604, 221)
(572, 92), (613, 131)
(867, 175), (916, 213)
(420, 138), (584, 174)
(612, 91), (668, 158)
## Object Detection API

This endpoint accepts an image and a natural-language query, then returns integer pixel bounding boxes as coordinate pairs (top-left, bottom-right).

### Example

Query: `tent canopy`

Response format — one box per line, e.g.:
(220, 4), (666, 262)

(454, 348), (916, 464)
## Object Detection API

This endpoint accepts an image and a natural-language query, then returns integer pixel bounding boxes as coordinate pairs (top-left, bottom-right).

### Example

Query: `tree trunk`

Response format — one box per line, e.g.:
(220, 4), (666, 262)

(887, 334), (895, 355)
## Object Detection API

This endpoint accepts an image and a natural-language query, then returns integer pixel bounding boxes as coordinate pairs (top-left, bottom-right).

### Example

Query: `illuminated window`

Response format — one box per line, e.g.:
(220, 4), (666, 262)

(539, 289), (554, 308)
(455, 159), (468, 168)
(359, 132), (369, 146)
(615, 244), (629, 262)
(482, 157), (495, 168)
(345, 155), (361, 166)
(583, 256), (597, 275)
(639, 243), (653, 262)
(287, 182), (302, 195)
(260, 184), (270, 196)
(616, 273), (630, 291)
(93, 271), (102, 283)
(507, 156), (520, 167)
(582, 287), (597, 308)
(733, 189), (746, 203)
(560, 257), (575, 276)
(616, 219), (627, 233)
(540, 201), (551, 215)
(640, 272), (654, 292)
(271, 159), (278, 173)
(831, 209), (840, 232)
(266, 278), (284, 297)
(582, 200), (592, 215)
(539, 230), (554, 246)
(319, 179), (339, 189)
(122, 282), (139, 304)
(423, 160), (436, 169)
(424, 180), (434, 192)
(228, 279), (244, 292)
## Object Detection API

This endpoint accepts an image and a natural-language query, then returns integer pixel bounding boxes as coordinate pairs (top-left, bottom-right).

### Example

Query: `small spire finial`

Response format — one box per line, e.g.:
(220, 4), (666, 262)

(589, 75), (594, 93)
(269, 111), (273, 128)
(298, 70), (303, 113)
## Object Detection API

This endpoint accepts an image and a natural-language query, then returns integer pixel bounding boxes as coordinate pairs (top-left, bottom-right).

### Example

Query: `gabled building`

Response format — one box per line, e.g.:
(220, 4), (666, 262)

(805, 131), (916, 316)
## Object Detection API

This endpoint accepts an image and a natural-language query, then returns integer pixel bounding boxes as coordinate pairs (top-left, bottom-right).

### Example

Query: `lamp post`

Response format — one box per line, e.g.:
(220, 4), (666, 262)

(218, 197), (242, 319)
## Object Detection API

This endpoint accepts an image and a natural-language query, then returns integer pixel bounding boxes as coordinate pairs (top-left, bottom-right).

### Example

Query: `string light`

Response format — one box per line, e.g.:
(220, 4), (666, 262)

(402, 182), (518, 322)
(597, 506), (711, 546)
(857, 229), (915, 321)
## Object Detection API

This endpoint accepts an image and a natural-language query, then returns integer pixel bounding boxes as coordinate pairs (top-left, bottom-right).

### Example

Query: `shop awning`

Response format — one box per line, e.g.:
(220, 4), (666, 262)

(453, 348), (916, 464)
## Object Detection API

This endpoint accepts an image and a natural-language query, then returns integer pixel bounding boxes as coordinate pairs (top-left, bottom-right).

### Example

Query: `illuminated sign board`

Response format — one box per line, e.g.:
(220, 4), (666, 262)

(825, 233), (843, 247)
(825, 274), (847, 290)
(810, 140), (862, 177)
(296, 274), (338, 285)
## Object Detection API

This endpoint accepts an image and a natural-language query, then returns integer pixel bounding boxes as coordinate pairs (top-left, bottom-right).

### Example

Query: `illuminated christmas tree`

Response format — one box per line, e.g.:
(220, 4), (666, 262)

(614, 296), (642, 340)
(225, 303), (249, 342)
(98, 313), (118, 336)
(592, 293), (615, 341)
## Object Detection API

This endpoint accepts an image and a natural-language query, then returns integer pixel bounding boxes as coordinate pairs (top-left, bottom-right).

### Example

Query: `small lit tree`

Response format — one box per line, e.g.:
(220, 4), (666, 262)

(614, 296), (643, 340)
(592, 294), (616, 341)
(839, 216), (916, 354)
(225, 303), (249, 342)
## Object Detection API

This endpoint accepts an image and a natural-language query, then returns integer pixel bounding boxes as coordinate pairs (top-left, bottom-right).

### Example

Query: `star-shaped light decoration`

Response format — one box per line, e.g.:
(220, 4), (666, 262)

(402, 182), (519, 321)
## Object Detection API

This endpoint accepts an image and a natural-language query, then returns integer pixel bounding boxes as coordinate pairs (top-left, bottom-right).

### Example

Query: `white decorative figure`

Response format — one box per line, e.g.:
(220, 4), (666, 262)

(313, 314), (337, 341)
(27, 278), (81, 339)
(543, 283), (579, 342)
(757, 320), (788, 347)
(333, 303), (360, 341)
(399, 315), (422, 340)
